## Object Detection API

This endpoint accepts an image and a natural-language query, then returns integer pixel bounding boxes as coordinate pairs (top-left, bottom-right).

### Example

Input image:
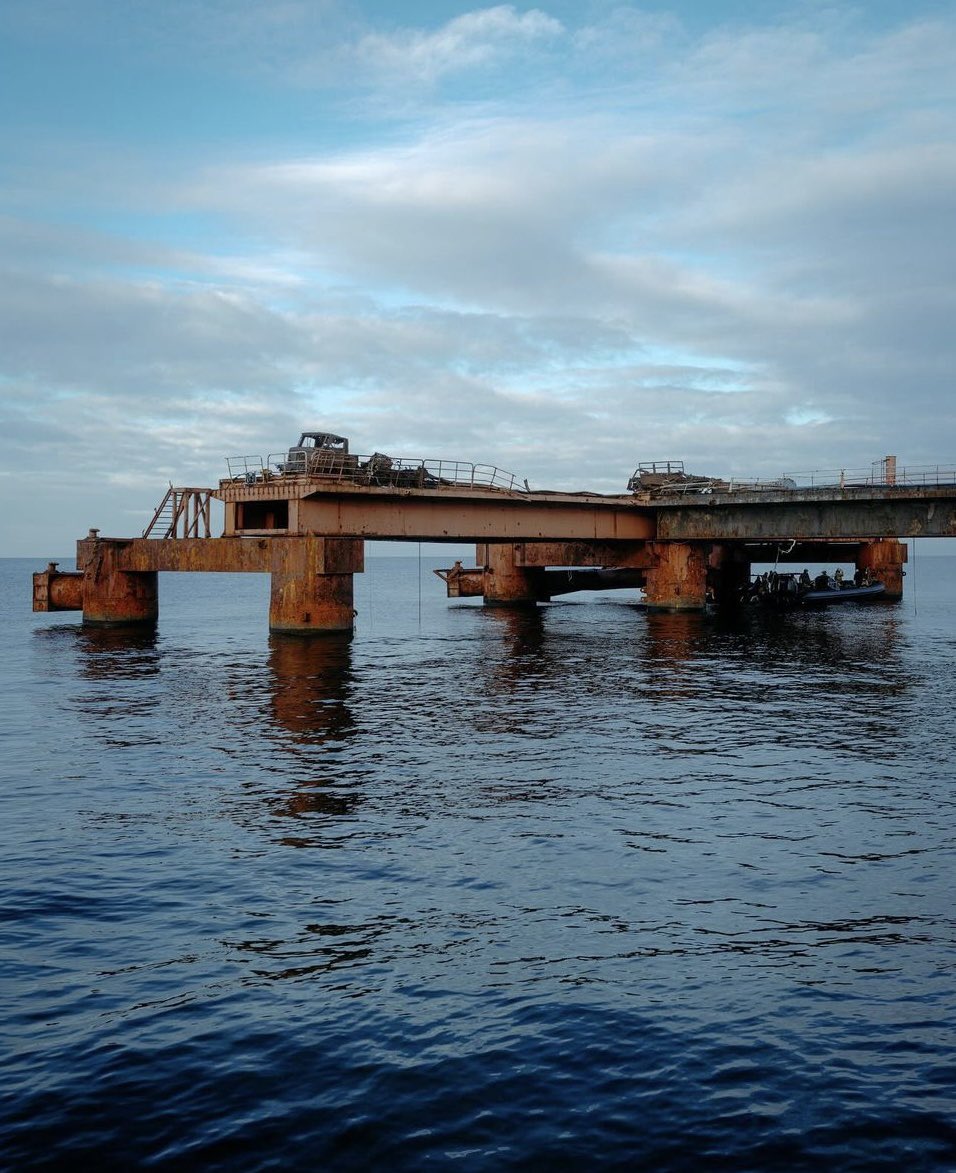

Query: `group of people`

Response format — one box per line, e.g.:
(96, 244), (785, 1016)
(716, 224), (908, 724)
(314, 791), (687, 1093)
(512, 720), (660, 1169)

(747, 571), (798, 601)
(802, 566), (873, 591)
(744, 565), (873, 605)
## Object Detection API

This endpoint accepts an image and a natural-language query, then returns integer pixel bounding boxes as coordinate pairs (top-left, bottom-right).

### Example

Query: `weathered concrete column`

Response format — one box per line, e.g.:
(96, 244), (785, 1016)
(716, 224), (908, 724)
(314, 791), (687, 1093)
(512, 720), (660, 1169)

(480, 542), (544, 606)
(269, 537), (364, 634)
(80, 538), (158, 626)
(643, 542), (709, 611)
(856, 538), (907, 600)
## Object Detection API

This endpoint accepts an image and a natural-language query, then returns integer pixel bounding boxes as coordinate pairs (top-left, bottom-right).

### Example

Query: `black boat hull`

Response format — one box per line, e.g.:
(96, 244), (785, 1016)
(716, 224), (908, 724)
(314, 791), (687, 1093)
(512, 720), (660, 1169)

(799, 582), (886, 606)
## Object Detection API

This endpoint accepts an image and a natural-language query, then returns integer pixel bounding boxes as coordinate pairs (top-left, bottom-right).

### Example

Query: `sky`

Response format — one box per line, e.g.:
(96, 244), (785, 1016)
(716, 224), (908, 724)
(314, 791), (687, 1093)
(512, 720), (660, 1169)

(2, 0), (955, 555)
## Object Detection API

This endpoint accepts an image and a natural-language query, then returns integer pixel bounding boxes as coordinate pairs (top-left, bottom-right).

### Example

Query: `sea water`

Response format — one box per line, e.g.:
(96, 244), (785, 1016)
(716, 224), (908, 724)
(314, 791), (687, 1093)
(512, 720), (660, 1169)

(3, 554), (956, 1170)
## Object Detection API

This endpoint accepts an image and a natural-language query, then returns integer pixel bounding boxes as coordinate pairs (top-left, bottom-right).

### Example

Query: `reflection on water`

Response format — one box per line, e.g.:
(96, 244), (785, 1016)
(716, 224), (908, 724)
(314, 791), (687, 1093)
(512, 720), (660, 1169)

(267, 632), (355, 743)
(35, 621), (161, 679)
(11, 560), (956, 1171)
(264, 633), (360, 828)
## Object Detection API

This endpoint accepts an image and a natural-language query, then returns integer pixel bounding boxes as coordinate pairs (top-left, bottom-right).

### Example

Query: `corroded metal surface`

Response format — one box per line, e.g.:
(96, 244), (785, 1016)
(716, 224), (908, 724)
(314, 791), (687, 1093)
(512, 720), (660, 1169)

(32, 563), (83, 612)
(77, 536), (364, 575)
(433, 563), (484, 597)
(292, 494), (653, 542)
(68, 536), (364, 632)
(642, 542), (710, 611)
(33, 440), (956, 625)
(143, 487), (214, 539)
(654, 486), (956, 541)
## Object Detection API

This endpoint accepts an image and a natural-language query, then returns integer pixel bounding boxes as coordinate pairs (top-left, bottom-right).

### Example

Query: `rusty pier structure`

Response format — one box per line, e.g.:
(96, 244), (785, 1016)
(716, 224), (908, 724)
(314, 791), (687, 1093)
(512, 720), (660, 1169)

(33, 444), (956, 633)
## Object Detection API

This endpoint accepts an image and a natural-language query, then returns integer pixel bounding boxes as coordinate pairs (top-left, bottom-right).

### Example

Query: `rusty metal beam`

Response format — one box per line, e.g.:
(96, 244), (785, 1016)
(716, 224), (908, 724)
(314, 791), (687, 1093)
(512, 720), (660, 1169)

(656, 491), (956, 541)
(217, 476), (956, 544)
(507, 541), (656, 568)
(76, 536), (365, 575)
(293, 493), (654, 542)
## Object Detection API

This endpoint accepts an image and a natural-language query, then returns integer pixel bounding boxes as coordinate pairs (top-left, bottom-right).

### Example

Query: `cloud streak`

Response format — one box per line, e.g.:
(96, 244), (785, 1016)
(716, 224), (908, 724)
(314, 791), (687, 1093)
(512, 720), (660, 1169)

(1, 2), (955, 554)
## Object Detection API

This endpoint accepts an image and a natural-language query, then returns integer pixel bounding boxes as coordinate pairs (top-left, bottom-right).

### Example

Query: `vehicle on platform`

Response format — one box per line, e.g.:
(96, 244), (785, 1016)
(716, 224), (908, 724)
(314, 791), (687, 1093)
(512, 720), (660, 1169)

(627, 461), (798, 496)
(283, 432), (356, 475)
(745, 571), (885, 609)
(627, 461), (725, 494)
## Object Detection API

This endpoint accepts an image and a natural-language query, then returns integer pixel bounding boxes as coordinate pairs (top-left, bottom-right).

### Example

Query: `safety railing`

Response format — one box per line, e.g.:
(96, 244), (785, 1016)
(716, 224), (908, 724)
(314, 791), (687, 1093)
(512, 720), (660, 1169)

(225, 452), (525, 492)
(645, 463), (956, 497)
(776, 464), (956, 490)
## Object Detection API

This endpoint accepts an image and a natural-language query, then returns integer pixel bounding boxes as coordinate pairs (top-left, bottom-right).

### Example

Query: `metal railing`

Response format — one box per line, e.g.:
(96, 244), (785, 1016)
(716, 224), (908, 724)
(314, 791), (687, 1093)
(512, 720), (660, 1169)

(225, 451), (525, 493)
(645, 463), (956, 497)
(782, 463), (956, 489)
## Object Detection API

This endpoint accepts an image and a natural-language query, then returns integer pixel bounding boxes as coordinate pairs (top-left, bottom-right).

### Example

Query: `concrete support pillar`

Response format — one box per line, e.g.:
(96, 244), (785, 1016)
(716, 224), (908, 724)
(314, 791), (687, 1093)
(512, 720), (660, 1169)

(707, 545), (750, 608)
(856, 538), (907, 600)
(81, 541), (158, 626)
(480, 543), (544, 606)
(643, 542), (709, 611)
(269, 537), (364, 634)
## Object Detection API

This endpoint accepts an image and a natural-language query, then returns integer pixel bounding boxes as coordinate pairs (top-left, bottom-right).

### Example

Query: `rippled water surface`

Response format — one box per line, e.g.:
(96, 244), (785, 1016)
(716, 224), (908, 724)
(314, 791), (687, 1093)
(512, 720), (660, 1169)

(4, 554), (956, 1169)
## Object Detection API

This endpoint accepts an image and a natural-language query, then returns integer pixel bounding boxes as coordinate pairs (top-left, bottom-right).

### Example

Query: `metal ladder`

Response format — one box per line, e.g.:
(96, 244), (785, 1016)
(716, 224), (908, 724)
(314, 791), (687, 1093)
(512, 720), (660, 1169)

(143, 486), (214, 538)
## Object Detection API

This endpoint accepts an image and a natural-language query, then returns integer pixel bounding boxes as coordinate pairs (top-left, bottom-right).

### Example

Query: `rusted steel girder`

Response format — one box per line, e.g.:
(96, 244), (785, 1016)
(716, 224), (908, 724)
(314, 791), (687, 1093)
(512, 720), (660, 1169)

(219, 485), (655, 544)
(76, 536), (364, 576)
(655, 487), (956, 541)
(503, 541), (657, 569)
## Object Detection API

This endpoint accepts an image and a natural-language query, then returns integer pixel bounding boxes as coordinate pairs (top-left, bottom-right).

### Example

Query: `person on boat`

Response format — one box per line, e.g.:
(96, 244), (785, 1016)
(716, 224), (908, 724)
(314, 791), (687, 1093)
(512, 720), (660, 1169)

(800, 569), (812, 588)
(814, 570), (830, 590)
(834, 567), (844, 587)
(853, 567), (864, 586)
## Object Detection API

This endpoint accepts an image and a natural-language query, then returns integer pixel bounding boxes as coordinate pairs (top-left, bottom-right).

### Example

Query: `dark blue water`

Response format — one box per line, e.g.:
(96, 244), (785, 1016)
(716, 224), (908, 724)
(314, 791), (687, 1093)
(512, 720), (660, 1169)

(4, 554), (956, 1170)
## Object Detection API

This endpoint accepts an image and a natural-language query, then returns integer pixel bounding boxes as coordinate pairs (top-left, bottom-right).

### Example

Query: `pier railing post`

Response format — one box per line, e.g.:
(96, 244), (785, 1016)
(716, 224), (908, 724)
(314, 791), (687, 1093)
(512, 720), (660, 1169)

(269, 537), (364, 634)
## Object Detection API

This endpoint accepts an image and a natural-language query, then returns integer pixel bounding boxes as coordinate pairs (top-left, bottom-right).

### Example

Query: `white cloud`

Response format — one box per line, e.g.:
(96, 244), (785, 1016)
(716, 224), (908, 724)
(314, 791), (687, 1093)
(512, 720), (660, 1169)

(354, 6), (563, 84)
(2, 3), (956, 553)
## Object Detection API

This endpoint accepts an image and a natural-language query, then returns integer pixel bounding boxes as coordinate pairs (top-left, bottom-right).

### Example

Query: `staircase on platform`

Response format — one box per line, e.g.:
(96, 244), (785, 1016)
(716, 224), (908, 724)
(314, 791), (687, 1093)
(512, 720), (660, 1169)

(143, 486), (214, 539)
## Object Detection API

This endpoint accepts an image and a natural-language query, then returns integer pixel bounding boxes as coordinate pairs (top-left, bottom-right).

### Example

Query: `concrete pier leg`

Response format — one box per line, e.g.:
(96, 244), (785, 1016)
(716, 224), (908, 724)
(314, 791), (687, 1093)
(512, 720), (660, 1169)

(82, 542), (158, 626)
(481, 543), (543, 606)
(643, 542), (708, 611)
(269, 538), (364, 634)
(856, 539), (907, 600)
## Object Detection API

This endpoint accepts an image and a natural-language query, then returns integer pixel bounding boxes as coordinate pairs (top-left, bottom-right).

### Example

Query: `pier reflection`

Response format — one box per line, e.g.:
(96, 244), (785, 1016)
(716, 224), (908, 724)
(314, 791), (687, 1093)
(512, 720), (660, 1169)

(266, 633), (355, 744)
(40, 622), (161, 680)
(264, 633), (360, 826)
(634, 605), (914, 762)
(640, 606), (908, 682)
(472, 606), (554, 724)
(479, 605), (548, 664)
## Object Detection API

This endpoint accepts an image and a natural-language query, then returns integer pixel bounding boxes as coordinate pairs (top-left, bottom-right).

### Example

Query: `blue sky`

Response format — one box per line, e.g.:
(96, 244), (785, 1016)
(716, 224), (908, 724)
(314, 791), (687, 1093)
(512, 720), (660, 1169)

(2, 0), (955, 554)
